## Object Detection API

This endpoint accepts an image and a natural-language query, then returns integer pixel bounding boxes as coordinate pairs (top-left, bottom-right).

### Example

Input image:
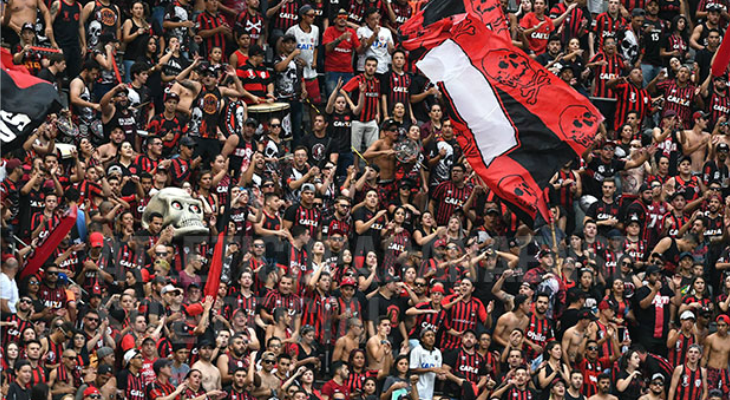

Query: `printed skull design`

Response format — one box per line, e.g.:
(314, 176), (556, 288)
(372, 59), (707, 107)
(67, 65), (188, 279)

(189, 107), (203, 135)
(142, 188), (208, 238)
(483, 50), (550, 105)
(88, 21), (102, 48)
(468, 0), (509, 37)
(497, 174), (540, 210)
(559, 105), (599, 148)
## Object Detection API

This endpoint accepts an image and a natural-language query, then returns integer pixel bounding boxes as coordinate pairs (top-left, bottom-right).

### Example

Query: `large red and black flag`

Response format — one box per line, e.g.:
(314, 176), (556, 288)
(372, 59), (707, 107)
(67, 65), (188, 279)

(1, 47), (62, 155)
(401, 13), (602, 225)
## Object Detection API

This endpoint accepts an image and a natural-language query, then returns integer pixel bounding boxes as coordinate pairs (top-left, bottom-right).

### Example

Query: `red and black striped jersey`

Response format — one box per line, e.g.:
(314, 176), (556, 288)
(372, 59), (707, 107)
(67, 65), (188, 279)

(43, 337), (66, 367)
(30, 212), (61, 239)
(591, 12), (628, 49)
(594, 320), (617, 359)
(346, 0), (367, 25)
(381, 70), (412, 112)
(669, 331), (697, 366)
(276, 242), (311, 295)
(134, 153), (161, 174)
(196, 11), (228, 59)
(342, 74), (380, 122)
(441, 297), (488, 350)
(549, 3), (590, 42)
(613, 81), (652, 130)
(169, 157), (191, 186)
(499, 387), (537, 400)
(382, 0), (411, 30)
(76, 180), (104, 206)
(148, 380), (177, 400)
(431, 181), (473, 226)
(675, 365), (704, 400)
(301, 290), (338, 344)
(590, 52), (625, 98)
(268, 0), (299, 31)
(622, 0), (646, 14)
(706, 90), (730, 128)
(656, 79), (696, 129)
(444, 348), (486, 384)
(118, 369), (146, 400)
(284, 203), (322, 237)
(2, 315), (32, 344)
(525, 314), (555, 360)
(146, 114), (187, 155)
(234, 10), (263, 41)
(382, 230), (411, 273)
(346, 372), (367, 394)
(623, 237), (648, 262)
(663, 211), (690, 238)
(553, 170), (578, 210)
(578, 357), (610, 397)
(30, 365), (46, 387)
(335, 297), (362, 337)
(39, 283), (68, 311)
(224, 387), (256, 400)
(320, 214), (353, 239)
(263, 290), (302, 315)
(674, 175), (702, 201)
(408, 301), (447, 338)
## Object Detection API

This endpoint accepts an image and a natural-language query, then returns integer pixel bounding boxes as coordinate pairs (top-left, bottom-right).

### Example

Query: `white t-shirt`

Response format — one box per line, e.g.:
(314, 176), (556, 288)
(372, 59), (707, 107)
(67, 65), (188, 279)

(0, 272), (18, 314)
(286, 24), (320, 80)
(409, 344), (442, 400)
(356, 25), (393, 74)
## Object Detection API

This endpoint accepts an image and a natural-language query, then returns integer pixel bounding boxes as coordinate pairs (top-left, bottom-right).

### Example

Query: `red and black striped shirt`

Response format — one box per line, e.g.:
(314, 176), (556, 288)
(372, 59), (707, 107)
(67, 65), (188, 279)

(268, 0), (299, 31)
(676, 365), (703, 400)
(30, 365), (46, 387)
(669, 331), (696, 366)
(590, 52), (625, 98)
(148, 379), (177, 400)
(234, 10), (264, 41)
(347, 0), (367, 26)
(431, 181), (473, 226)
(525, 314), (555, 361)
(55, 364), (82, 387)
(408, 301), (447, 338)
(381, 70), (412, 113)
(549, 3), (590, 42)
(441, 297), (488, 350)
(591, 12), (627, 49)
(657, 79), (696, 128)
(343, 74), (380, 122)
(614, 81), (652, 130)
(263, 290), (302, 315)
(134, 154), (161, 174)
(706, 90), (730, 129)
(119, 370), (146, 400)
(196, 11), (228, 59)
(44, 336), (65, 366)
(2, 315), (32, 344)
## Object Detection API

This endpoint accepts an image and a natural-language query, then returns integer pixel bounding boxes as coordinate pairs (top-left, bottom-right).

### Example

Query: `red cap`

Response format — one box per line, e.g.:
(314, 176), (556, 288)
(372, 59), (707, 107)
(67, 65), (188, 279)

(341, 277), (356, 287)
(1, 253), (16, 263)
(83, 387), (100, 397)
(89, 232), (104, 248)
(717, 314), (730, 325)
(430, 284), (445, 294)
(598, 300), (614, 311)
(4, 159), (22, 171)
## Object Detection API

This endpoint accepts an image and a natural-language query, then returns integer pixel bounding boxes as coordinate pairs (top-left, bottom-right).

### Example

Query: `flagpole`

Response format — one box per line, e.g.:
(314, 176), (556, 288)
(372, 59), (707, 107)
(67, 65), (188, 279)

(550, 220), (562, 279)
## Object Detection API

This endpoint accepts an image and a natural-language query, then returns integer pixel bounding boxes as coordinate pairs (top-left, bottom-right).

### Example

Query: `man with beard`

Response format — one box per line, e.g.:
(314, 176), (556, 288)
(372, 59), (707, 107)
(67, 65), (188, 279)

(702, 315), (730, 399)
(252, 352), (281, 399)
(567, 370), (586, 400)
(118, 350), (146, 400)
(322, 361), (350, 400)
(39, 265), (73, 319)
(192, 340), (222, 391)
(78, 232), (114, 295)
(146, 94), (188, 162)
(41, 321), (73, 370)
(405, 282), (447, 344)
(2, 294), (33, 344)
(638, 374), (665, 400)
(443, 329), (486, 397)
(648, 65), (700, 130)
(634, 265), (676, 356)
(281, 147), (318, 203)
(668, 344), (706, 400)
(583, 139), (650, 198)
(217, 333), (251, 385)
(661, 191), (691, 238)
(525, 293), (556, 361)
(492, 366), (536, 400)
(283, 183), (321, 236)
(101, 84), (139, 144)
(608, 67), (654, 132)
(25, 340), (45, 386)
(587, 374), (617, 400)
(81, 310), (114, 352)
(261, 275), (302, 332)
(48, 349), (82, 396)
(624, 184), (654, 244)
(696, 30), (721, 85)
(223, 362), (257, 400)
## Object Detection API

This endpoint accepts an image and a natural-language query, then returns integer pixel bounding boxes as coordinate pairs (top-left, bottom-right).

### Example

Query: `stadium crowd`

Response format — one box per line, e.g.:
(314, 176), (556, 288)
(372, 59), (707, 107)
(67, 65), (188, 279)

(7, 0), (730, 398)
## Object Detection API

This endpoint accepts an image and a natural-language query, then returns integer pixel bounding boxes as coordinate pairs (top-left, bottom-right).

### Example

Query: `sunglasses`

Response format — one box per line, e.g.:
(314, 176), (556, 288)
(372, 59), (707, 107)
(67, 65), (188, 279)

(415, 282), (426, 287)
(29, 281), (40, 285)
(262, 359), (276, 364)
(89, 395), (102, 400)
(651, 381), (664, 386)
(622, 262), (632, 266)
(270, 124), (281, 128)
(20, 299), (32, 304)
(331, 237), (344, 242)
(156, 252), (168, 256)
(447, 246), (459, 250)
(46, 271), (59, 276)
(254, 244), (265, 248)
(86, 317), (99, 322)
(263, 183), (275, 188)
(313, 203), (323, 207)
(587, 346), (599, 350)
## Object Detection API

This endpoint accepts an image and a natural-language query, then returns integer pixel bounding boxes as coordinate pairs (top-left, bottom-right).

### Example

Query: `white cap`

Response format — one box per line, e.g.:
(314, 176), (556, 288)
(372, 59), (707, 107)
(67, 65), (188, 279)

(161, 284), (179, 295)
(123, 349), (139, 366)
(680, 310), (696, 320)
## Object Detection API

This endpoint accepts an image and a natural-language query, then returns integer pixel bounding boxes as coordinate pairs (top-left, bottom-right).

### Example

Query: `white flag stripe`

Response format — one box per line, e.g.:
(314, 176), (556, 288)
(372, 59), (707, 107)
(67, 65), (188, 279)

(416, 39), (517, 166)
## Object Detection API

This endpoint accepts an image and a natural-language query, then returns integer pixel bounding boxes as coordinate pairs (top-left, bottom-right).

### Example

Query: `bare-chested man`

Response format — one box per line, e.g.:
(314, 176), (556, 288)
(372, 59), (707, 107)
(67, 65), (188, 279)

(96, 126), (125, 165)
(588, 374), (619, 400)
(191, 340), (222, 392)
(562, 309), (595, 365)
(363, 118), (398, 181)
(702, 315), (730, 399)
(333, 318), (363, 362)
(3, 0), (54, 48)
(366, 316), (394, 375)
(681, 111), (711, 173)
(253, 351), (282, 399)
(493, 294), (531, 350)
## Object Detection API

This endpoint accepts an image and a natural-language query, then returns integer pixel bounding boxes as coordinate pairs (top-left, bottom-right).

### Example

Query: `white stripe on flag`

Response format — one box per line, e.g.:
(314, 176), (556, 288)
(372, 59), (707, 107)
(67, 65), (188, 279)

(416, 39), (517, 166)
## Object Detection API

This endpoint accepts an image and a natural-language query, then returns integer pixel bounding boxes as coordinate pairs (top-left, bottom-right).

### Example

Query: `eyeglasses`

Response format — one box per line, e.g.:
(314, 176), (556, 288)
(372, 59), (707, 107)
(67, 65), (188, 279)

(254, 244), (266, 248)
(20, 299), (32, 304)
(46, 271), (59, 276)
(331, 237), (344, 242)
(29, 281), (39, 286)
(587, 346), (599, 350)
(270, 124), (281, 128)
(85, 317), (99, 322)
(156, 252), (168, 256)
(269, 344), (282, 348)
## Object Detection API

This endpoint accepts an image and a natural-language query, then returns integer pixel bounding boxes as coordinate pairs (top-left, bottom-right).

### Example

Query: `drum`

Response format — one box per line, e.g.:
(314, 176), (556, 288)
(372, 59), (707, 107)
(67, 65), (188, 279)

(248, 102), (291, 139)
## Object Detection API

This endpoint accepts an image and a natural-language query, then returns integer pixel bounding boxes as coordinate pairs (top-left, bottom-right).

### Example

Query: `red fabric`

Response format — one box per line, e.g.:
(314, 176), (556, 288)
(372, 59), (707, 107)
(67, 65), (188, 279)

(712, 32), (730, 77)
(20, 206), (77, 279)
(203, 231), (226, 301)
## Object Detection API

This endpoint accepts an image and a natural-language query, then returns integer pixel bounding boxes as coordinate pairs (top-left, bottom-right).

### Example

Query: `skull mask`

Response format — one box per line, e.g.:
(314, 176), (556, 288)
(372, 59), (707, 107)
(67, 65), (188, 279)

(141, 188), (208, 238)
(189, 107), (203, 134)
(88, 21), (102, 48)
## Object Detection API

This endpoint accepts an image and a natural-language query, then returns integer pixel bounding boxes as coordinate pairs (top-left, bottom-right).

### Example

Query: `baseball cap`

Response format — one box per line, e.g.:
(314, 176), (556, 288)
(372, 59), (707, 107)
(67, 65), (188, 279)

(123, 349), (139, 366)
(301, 183), (315, 193)
(337, 7), (348, 15)
(161, 284), (181, 295)
(97, 364), (114, 375)
(598, 300), (616, 311)
(607, 229), (622, 239)
(486, 208), (500, 215)
(21, 22), (35, 32)
(717, 314), (730, 324)
(341, 277), (356, 287)
(89, 232), (104, 248)
(694, 110), (710, 120)
(4, 159), (22, 172)
(245, 117), (258, 126)
(198, 339), (215, 349)
(679, 251), (694, 261)
(578, 308), (598, 321)
(646, 265), (661, 275)
(180, 136), (197, 147)
(83, 387), (100, 398)
(719, 143), (730, 152)
(651, 373), (665, 382)
(601, 141), (616, 149)
(164, 91), (180, 102)
(680, 310), (696, 320)
(381, 118), (398, 131)
(662, 109), (677, 118)
(707, 3), (723, 11)
(96, 347), (114, 360)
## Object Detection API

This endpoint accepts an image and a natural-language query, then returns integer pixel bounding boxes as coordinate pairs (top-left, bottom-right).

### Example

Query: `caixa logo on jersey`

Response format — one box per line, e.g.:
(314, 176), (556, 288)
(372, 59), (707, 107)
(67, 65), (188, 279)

(0, 110), (31, 149)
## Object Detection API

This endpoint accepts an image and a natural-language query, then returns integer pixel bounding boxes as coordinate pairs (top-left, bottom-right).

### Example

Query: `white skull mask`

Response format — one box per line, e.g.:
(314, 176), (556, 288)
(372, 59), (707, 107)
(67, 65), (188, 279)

(141, 188), (208, 238)
(88, 21), (102, 47)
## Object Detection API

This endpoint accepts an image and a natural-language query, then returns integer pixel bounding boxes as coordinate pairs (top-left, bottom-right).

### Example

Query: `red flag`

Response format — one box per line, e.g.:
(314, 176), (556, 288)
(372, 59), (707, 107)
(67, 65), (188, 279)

(203, 231), (226, 302)
(403, 14), (602, 225)
(712, 35), (730, 78)
(20, 206), (78, 280)
(1, 48), (62, 155)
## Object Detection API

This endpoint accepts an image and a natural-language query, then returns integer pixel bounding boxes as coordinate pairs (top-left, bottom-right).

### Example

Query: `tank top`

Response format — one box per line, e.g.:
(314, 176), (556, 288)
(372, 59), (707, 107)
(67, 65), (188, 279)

(676, 365), (703, 400)
(220, 97), (245, 137)
(104, 107), (137, 143)
(87, 0), (119, 49)
(124, 19), (151, 61)
(669, 332), (696, 366)
(191, 85), (222, 139)
(231, 134), (255, 176)
(53, 0), (83, 47)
